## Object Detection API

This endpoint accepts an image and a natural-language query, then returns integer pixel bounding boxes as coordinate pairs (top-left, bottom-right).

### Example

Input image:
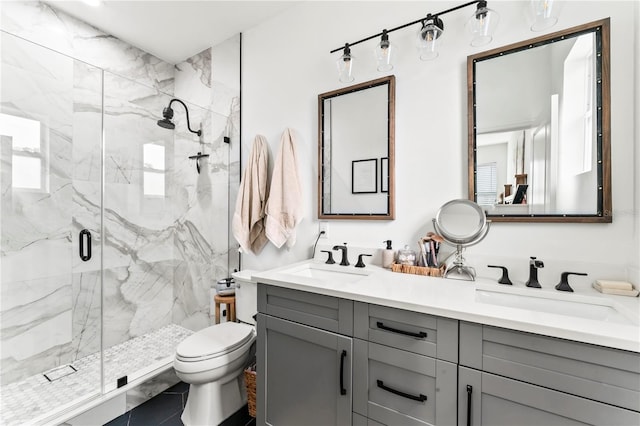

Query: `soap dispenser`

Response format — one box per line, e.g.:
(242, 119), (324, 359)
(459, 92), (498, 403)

(382, 240), (394, 269)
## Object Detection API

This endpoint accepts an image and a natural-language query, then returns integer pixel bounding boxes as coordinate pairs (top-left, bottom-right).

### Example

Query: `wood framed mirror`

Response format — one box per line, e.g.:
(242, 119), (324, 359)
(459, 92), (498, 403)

(318, 75), (395, 220)
(468, 19), (611, 223)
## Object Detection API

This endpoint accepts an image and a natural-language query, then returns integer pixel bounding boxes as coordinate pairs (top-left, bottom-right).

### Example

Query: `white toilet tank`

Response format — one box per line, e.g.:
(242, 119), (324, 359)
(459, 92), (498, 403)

(232, 270), (257, 325)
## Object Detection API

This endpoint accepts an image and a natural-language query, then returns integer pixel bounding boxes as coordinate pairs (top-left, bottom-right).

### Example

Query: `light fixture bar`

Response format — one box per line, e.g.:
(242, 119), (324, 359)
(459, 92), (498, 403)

(329, 0), (481, 54)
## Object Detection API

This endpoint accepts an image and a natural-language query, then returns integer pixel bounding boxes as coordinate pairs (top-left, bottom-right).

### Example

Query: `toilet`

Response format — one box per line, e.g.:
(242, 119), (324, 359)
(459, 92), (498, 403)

(174, 270), (257, 426)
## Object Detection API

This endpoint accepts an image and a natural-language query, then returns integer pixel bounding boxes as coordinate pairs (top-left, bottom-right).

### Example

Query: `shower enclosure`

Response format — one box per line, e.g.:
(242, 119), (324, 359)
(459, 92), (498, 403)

(0, 29), (233, 425)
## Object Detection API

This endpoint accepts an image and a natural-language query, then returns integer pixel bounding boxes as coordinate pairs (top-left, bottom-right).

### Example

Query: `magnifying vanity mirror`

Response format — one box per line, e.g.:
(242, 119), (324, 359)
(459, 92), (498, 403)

(318, 76), (395, 220)
(433, 199), (490, 281)
(468, 19), (611, 223)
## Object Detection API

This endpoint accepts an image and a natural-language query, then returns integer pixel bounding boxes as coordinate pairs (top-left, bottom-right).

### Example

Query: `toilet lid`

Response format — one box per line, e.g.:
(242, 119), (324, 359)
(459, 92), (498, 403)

(176, 322), (254, 360)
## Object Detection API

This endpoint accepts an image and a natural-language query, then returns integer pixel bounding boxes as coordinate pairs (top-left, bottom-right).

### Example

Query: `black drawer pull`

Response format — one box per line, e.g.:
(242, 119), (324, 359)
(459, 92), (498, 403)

(377, 380), (426, 402)
(339, 350), (347, 396)
(376, 321), (427, 339)
(79, 229), (92, 261)
(466, 384), (473, 426)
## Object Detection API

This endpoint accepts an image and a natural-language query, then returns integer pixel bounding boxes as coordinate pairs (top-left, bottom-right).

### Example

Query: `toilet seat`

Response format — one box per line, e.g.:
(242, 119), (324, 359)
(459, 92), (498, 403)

(176, 322), (254, 363)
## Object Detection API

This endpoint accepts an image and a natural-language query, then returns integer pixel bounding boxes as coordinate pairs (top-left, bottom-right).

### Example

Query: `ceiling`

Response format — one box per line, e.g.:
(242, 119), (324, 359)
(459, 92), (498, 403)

(45, 0), (299, 64)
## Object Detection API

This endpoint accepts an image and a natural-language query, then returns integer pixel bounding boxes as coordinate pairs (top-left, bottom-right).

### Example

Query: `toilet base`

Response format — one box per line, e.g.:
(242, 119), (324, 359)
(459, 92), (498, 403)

(181, 368), (247, 426)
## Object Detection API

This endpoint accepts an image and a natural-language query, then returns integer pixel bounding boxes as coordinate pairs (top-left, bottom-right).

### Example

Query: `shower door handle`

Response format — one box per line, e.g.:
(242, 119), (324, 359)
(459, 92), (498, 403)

(79, 229), (92, 261)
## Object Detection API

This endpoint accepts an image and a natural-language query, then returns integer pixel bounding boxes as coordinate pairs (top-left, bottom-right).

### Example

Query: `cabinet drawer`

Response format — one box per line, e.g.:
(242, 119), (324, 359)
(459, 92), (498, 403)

(460, 322), (640, 412)
(459, 366), (640, 426)
(354, 339), (457, 426)
(258, 284), (353, 335)
(354, 302), (458, 362)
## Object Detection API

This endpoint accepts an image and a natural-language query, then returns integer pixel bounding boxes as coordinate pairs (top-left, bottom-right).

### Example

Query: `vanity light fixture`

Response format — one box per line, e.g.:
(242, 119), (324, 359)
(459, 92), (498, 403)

(467, 1), (500, 46)
(418, 14), (444, 61)
(529, 0), (559, 31)
(374, 29), (395, 71)
(336, 43), (355, 83)
(330, 0), (499, 82)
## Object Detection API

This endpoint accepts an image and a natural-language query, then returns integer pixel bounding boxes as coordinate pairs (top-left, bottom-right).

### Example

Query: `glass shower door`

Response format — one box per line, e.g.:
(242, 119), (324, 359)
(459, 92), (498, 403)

(100, 71), (229, 391)
(0, 32), (103, 424)
(100, 73), (196, 391)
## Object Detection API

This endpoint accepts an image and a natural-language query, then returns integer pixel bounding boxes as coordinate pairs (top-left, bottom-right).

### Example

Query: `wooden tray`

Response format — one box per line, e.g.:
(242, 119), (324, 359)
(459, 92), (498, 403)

(391, 263), (445, 277)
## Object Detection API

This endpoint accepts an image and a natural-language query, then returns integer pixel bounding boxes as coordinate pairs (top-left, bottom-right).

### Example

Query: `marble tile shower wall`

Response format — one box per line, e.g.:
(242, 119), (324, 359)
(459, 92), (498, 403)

(0, 1), (240, 385)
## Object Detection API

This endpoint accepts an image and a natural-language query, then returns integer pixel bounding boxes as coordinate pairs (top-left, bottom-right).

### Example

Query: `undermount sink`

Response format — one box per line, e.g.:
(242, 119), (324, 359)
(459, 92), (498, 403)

(475, 287), (638, 325)
(278, 262), (370, 284)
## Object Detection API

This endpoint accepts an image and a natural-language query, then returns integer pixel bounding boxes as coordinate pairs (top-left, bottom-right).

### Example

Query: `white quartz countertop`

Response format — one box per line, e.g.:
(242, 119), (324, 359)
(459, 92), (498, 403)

(252, 260), (640, 353)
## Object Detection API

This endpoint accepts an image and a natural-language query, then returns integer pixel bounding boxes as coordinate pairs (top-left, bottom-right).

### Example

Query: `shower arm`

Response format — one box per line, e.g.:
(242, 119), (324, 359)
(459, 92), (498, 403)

(168, 98), (202, 136)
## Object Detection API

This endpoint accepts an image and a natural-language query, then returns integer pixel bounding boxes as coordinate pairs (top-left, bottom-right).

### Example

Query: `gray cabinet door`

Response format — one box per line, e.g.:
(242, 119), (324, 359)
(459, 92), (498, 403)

(354, 339), (457, 426)
(458, 366), (640, 426)
(257, 313), (352, 426)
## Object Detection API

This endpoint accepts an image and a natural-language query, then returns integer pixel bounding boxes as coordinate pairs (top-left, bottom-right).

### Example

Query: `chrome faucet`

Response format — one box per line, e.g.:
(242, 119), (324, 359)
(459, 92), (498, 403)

(332, 243), (349, 266)
(525, 256), (544, 288)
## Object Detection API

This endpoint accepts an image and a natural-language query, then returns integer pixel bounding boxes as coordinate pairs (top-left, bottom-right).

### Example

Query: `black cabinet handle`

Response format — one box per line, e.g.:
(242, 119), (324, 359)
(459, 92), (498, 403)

(376, 380), (427, 402)
(466, 384), (473, 426)
(339, 350), (347, 396)
(376, 321), (427, 339)
(79, 229), (92, 261)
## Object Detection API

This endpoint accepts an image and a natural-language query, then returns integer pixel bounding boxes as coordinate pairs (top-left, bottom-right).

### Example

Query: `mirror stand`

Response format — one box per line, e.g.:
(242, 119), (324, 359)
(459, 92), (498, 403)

(432, 199), (490, 281)
(445, 251), (476, 281)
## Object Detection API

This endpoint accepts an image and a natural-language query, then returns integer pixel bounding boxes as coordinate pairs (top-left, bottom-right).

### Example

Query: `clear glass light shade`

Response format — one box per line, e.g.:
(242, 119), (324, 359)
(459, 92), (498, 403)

(467, 5), (499, 47)
(336, 53), (354, 83)
(374, 40), (395, 72)
(529, 0), (558, 31)
(417, 20), (443, 61)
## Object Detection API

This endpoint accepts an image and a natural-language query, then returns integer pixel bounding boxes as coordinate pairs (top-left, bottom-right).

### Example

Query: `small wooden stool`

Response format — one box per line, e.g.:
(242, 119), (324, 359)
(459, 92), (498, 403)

(214, 294), (236, 324)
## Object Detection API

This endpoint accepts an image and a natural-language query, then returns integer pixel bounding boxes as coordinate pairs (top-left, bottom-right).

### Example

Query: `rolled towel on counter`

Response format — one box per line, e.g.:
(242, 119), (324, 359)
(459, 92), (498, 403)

(595, 280), (634, 290)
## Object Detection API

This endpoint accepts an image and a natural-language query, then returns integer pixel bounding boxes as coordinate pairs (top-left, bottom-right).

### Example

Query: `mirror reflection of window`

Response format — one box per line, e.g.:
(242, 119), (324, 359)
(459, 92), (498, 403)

(143, 143), (165, 197)
(476, 163), (497, 205)
(561, 33), (595, 175)
(0, 113), (46, 191)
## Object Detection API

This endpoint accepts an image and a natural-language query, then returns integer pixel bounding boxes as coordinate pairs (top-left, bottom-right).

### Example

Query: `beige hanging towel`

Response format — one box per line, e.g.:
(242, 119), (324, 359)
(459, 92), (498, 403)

(232, 135), (269, 254)
(265, 128), (303, 249)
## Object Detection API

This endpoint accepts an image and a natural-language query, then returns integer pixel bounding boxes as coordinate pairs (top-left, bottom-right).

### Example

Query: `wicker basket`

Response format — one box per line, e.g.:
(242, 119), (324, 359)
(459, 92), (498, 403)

(391, 262), (446, 277)
(244, 366), (257, 418)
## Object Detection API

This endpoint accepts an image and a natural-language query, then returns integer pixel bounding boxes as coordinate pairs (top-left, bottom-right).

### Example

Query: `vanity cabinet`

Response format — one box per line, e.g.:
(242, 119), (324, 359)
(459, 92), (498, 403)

(257, 283), (640, 426)
(257, 285), (354, 426)
(352, 303), (458, 426)
(458, 322), (640, 425)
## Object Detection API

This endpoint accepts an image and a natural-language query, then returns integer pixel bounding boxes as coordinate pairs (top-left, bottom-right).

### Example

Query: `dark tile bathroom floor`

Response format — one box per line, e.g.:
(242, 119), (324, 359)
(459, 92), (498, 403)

(104, 381), (255, 426)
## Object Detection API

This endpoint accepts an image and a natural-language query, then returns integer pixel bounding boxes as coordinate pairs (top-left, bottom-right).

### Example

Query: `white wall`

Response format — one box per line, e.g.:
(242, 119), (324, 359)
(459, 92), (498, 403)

(635, 1), (640, 284)
(240, 1), (639, 285)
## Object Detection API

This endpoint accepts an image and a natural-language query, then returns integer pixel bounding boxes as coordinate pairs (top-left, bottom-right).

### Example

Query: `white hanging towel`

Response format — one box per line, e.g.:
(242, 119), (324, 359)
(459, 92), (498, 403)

(265, 128), (303, 249)
(232, 135), (269, 254)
